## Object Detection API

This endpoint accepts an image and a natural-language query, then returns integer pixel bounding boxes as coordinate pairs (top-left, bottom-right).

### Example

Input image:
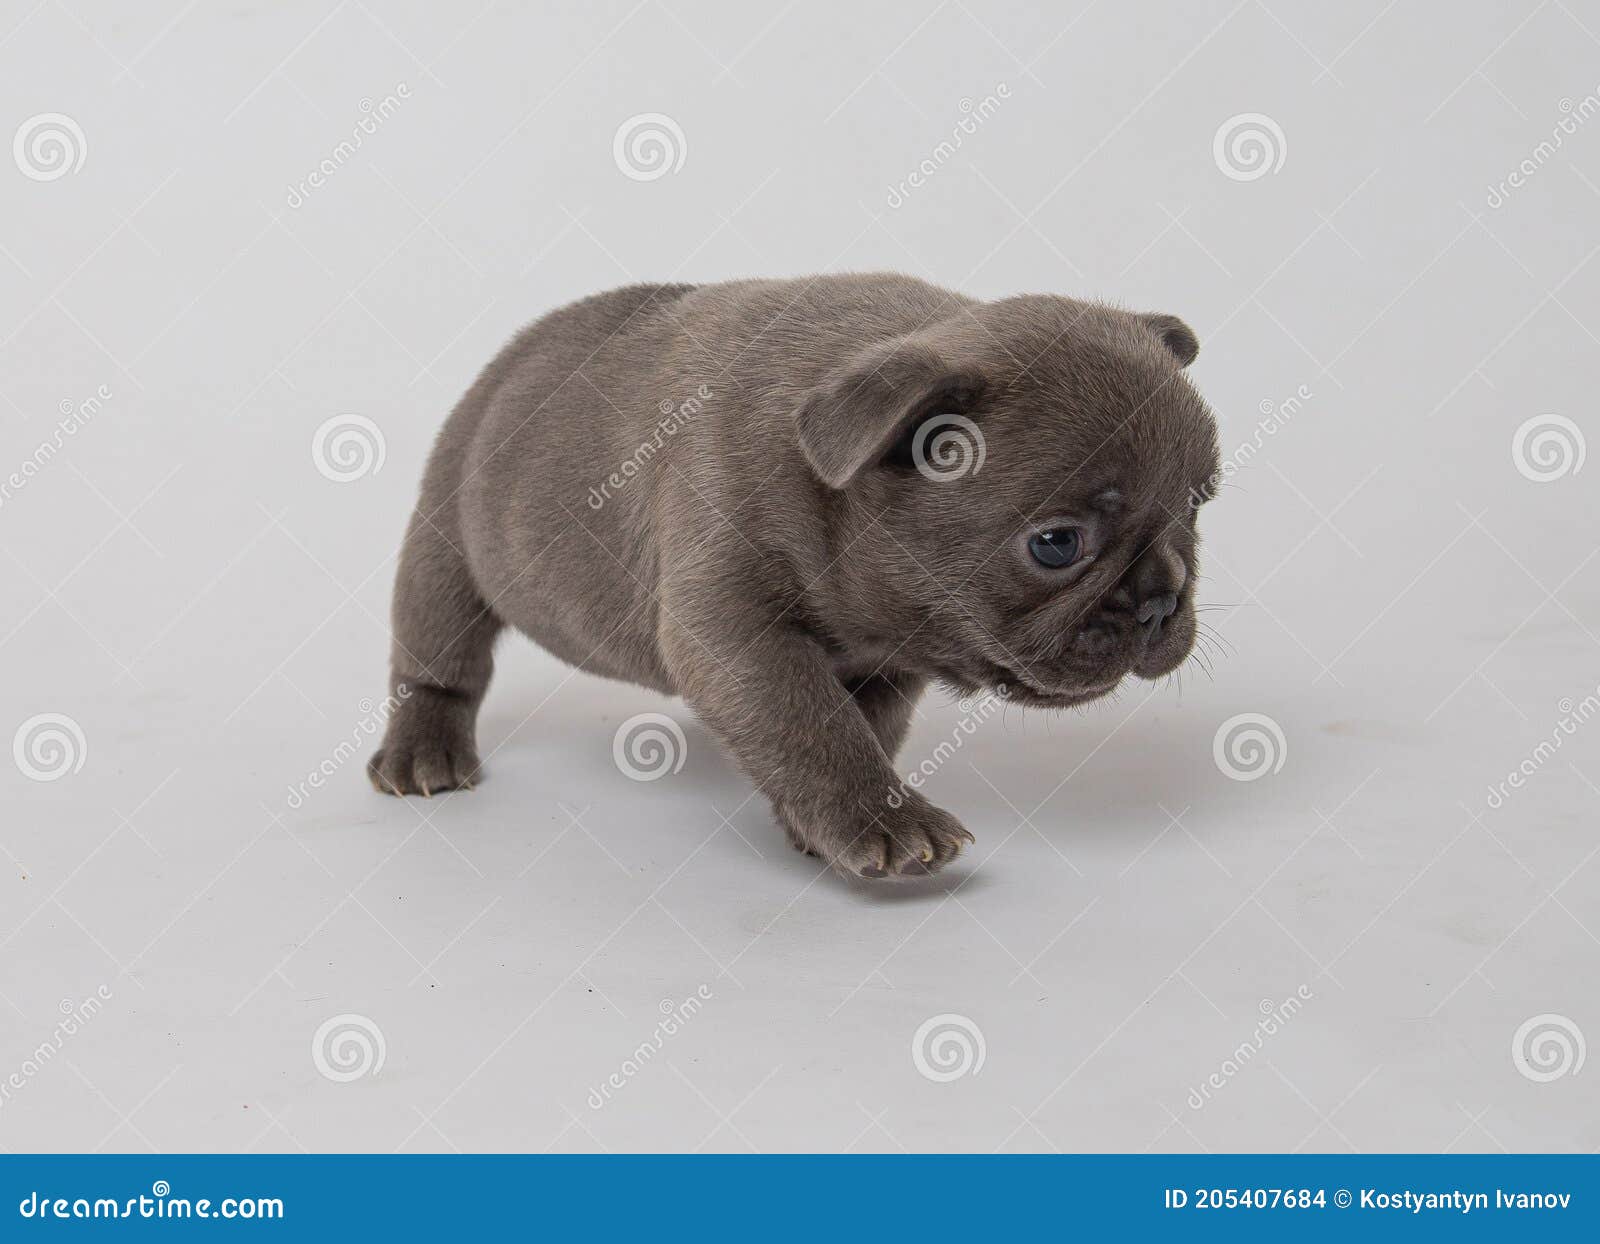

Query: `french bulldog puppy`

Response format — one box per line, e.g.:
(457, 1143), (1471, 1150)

(368, 274), (1221, 879)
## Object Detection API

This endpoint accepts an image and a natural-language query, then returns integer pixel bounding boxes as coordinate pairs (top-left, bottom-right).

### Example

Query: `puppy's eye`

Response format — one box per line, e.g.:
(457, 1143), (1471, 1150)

(1028, 527), (1082, 569)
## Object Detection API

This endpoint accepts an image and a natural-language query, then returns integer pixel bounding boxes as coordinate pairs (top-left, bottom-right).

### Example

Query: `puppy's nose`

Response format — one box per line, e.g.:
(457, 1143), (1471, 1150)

(1130, 545), (1187, 607)
(1136, 592), (1179, 633)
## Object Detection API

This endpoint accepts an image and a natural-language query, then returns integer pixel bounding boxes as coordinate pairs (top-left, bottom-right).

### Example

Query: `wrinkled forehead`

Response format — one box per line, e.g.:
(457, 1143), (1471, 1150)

(998, 440), (1196, 532)
(988, 363), (1219, 515)
(1122, 393), (1222, 504)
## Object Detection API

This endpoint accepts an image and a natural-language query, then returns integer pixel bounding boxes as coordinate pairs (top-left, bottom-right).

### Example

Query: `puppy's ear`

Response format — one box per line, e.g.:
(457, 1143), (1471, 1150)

(1140, 313), (1200, 367)
(795, 339), (983, 489)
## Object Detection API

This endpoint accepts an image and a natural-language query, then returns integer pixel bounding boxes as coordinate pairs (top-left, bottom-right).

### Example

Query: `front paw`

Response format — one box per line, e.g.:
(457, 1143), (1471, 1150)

(797, 797), (973, 880)
(367, 737), (480, 797)
(367, 685), (483, 797)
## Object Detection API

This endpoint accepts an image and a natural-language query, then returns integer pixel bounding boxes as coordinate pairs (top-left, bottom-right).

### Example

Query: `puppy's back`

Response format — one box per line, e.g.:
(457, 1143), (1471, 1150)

(444, 283), (697, 683)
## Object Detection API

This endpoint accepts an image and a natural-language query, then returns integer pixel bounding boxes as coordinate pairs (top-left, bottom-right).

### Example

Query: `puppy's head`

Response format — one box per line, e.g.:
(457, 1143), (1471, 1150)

(796, 296), (1221, 708)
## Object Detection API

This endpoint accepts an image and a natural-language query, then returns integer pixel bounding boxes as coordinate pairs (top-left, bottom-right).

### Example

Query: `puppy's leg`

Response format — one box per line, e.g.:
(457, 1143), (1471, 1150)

(778, 671), (926, 857)
(661, 610), (967, 878)
(368, 511), (501, 796)
(846, 671), (926, 760)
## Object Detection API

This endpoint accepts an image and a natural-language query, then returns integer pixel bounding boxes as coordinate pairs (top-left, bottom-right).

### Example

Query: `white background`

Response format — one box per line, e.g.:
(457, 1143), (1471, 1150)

(1, 0), (1596, 1152)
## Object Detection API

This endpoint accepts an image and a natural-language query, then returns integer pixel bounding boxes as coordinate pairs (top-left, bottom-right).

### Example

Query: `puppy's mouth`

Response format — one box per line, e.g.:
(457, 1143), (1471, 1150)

(936, 653), (1125, 709)
(988, 661), (1123, 708)
(1002, 672), (1123, 708)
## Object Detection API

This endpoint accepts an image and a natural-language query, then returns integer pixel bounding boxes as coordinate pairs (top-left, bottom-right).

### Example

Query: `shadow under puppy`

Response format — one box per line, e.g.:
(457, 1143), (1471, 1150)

(369, 274), (1222, 880)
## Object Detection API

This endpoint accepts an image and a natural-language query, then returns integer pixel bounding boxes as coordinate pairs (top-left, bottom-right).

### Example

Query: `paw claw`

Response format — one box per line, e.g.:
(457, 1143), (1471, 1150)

(789, 798), (971, 881)
(368, 737), (480, 798)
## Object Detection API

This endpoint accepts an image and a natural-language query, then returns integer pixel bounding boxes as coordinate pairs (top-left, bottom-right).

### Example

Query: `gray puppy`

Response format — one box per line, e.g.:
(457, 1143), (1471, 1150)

(368, 274), (1221, 879)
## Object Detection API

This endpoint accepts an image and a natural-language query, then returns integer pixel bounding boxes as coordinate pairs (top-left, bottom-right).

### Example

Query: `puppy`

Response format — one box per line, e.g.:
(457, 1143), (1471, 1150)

(368, 274), (1222, 879)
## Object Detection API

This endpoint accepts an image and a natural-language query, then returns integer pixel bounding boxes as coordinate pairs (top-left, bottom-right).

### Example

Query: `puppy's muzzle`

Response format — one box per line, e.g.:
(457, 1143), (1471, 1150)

(1136, 590), (1179, 637)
